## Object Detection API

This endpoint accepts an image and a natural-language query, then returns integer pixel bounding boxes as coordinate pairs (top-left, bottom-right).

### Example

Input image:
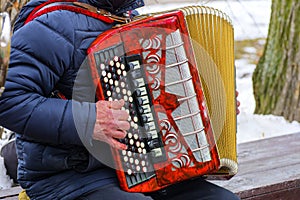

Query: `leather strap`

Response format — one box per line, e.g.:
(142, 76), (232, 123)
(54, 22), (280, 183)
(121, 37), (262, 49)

(73, 2), (131, 23)
(25, 0), (131, 24)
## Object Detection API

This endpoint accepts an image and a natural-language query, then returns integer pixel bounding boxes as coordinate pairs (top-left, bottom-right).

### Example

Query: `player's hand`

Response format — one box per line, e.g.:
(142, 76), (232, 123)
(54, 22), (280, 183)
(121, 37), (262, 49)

(236, 91), (240, 115)
(93, 99), (129, 150)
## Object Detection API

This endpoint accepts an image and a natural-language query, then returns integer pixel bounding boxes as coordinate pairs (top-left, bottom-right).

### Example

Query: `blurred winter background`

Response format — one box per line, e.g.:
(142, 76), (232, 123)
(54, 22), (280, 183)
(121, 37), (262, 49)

(1, 0), (300, 190)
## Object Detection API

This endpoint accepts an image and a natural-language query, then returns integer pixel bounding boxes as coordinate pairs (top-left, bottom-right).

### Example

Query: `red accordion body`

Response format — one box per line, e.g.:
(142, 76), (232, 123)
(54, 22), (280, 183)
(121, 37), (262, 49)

(87, 10), (220, 192)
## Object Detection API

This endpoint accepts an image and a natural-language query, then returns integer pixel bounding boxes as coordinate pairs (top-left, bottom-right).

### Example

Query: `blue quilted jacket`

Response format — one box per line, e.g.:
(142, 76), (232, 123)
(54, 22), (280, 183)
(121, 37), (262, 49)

(0, 0), (144, 199)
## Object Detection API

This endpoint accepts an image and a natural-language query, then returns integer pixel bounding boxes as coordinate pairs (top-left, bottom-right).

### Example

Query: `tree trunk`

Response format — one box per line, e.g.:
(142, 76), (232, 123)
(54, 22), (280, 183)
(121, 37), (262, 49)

(1, 0), (29, 25)
(252, 0), (300, 122)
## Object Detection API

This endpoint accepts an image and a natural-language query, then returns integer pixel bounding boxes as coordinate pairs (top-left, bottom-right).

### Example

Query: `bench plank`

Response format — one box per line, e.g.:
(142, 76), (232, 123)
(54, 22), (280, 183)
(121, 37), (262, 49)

(0, 186), (21, 199)
(212, 132), (300, 199)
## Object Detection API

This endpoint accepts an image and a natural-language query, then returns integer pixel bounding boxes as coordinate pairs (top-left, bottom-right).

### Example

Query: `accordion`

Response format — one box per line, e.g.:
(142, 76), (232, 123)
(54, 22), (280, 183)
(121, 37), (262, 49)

(86, 5), (237, 192)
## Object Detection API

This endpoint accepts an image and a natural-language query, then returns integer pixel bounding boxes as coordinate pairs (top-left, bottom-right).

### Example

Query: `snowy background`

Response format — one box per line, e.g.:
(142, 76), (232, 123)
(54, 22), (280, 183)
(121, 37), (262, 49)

(1, 0), (300, 190)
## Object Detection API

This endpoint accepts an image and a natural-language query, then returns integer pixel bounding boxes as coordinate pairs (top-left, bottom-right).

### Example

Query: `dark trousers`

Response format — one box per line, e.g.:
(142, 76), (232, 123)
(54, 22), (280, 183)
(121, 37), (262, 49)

(77, 178), (240, 200)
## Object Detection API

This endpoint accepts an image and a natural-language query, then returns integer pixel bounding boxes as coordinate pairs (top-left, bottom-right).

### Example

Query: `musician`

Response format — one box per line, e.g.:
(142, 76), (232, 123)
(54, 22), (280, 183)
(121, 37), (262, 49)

(0, 0), (240, 199)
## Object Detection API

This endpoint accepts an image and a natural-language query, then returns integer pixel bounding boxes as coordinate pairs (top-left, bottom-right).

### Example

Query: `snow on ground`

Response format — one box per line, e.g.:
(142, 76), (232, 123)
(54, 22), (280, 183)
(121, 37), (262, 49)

(1, 0), (300, 190)
(235, 58), (300, 143)
(0, 129), (14, 189)
(0, 157), (12, 190)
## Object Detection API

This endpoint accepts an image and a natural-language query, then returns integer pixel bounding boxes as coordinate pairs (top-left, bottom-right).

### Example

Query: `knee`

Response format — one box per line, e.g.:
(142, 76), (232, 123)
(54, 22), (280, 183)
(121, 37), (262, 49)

(214, 189), (240, 200)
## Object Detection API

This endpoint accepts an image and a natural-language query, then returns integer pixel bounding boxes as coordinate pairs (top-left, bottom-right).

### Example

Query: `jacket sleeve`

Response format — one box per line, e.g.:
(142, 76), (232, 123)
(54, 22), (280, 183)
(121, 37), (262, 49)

(0, 18), (95, 146)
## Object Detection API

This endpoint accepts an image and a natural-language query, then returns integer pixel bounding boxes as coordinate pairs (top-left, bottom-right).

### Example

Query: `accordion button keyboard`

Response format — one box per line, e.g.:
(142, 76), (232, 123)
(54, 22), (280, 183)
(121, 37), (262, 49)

(131, 70), (142, 79)
(139, 96), (149, 105)
(133, 78), (145, 88)
(128, 96), (133, 103)
(137, 106), (144, 114)
(144, 121), (156, 132)
(95, 53), (167, 188)
(117, 69), (122, 75)
(141, 104), (151, 113)
(142, 115), (148, 123)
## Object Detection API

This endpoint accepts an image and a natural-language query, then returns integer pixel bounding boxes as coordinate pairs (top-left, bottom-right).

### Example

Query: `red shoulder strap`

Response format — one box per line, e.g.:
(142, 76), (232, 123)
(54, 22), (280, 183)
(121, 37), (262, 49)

(25, 0), (124, 24)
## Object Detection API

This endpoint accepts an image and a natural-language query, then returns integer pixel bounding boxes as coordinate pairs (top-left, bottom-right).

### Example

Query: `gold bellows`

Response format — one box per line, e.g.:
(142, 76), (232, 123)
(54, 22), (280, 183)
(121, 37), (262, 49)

(180, 6), (237, 177)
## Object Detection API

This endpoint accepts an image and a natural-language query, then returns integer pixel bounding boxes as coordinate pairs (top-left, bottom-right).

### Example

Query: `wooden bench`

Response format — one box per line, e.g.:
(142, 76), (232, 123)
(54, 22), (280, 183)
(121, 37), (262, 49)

(0, 186), (20, 199)
(1, 132), (300, 199)
(212, 132), (300, 199)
